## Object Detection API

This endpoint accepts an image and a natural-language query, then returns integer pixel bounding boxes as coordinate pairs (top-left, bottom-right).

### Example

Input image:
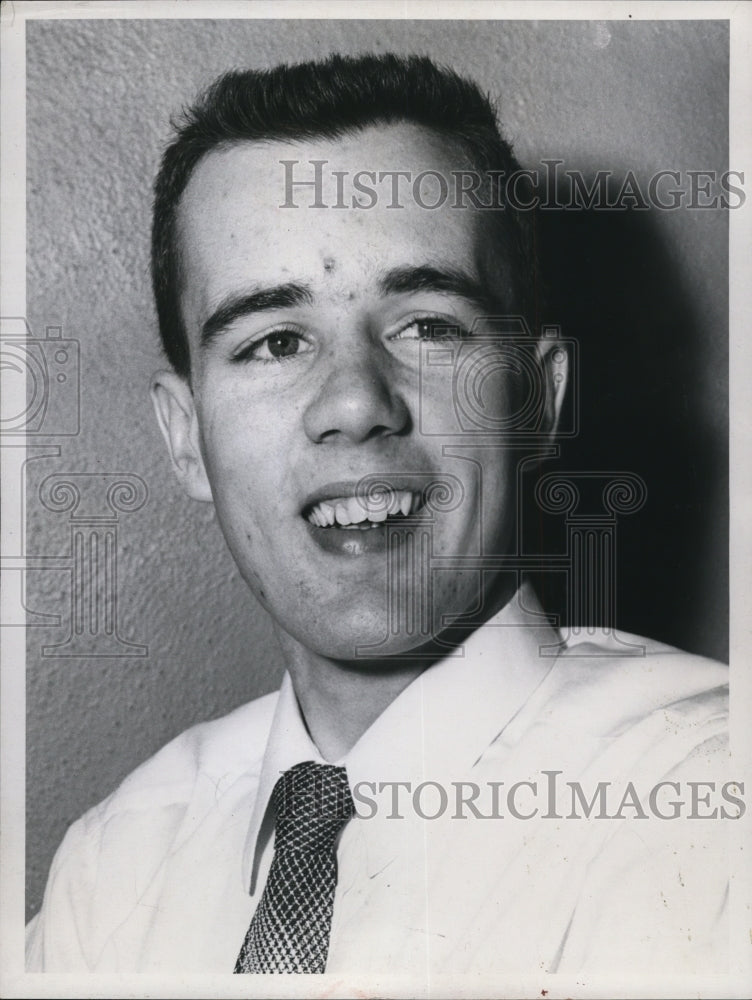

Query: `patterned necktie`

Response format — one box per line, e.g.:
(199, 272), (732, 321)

(234, 760), (354, 974)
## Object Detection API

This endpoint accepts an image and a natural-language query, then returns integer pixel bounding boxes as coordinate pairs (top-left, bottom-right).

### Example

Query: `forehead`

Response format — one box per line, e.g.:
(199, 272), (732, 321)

(176, 123), (498, 322)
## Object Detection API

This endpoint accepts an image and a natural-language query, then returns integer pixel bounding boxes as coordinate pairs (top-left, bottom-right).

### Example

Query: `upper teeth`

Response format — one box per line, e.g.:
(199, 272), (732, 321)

(307, 490), (420, 527)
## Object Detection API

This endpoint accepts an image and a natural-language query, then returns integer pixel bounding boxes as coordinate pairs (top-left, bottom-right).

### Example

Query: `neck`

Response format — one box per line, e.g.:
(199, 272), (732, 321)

(272, 577), (518, 761)
(273, 628), (427, 761)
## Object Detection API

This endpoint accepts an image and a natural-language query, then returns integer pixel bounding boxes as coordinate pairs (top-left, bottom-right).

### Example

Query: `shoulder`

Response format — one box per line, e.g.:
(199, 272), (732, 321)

(554, 629), (727, 711)
(545, 638), (733, 973)
(27, 689), (280, 969)
(98, 687), (279, 817)
(48, 688), (279, 893)
(541, 630), (728, 759)
(27, 694), (277, 971)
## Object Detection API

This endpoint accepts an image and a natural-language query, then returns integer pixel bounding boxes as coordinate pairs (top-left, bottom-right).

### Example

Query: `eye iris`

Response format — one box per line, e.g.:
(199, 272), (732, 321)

(415, 320), (457, 340)
(267, 333), (299, 358)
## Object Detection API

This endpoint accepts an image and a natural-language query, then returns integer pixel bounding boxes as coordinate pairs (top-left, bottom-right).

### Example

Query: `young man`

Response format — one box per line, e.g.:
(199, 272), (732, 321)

(26, 53), (731, 978)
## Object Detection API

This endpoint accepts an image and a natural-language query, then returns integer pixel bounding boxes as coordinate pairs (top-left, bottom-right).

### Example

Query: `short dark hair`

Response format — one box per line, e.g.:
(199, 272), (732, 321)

(151, 52), (535, 378)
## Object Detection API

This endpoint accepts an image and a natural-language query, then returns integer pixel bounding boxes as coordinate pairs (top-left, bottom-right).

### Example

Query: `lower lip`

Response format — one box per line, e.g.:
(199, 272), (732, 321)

(304, 517), (422, 556)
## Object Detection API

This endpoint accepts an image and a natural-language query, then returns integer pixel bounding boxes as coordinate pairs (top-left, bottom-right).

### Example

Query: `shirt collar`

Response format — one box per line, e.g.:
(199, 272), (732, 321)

(242, 671), (323, 893)
(242, 581), (558, 893)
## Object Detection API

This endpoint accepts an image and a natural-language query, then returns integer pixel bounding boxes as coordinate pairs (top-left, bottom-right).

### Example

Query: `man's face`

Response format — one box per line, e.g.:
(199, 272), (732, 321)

(164, 124), (542, 660)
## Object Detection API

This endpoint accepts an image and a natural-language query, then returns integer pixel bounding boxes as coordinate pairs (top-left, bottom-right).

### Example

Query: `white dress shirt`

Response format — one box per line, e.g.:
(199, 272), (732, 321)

(26, 585), (732, 976)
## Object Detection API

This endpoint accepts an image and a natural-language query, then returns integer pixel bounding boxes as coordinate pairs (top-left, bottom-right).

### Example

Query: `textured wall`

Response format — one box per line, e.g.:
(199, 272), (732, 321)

(25, 18), (729, 919)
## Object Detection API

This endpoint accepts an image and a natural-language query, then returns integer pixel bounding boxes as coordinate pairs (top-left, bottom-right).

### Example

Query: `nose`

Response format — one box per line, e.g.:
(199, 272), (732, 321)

(303, 345), (411, 445)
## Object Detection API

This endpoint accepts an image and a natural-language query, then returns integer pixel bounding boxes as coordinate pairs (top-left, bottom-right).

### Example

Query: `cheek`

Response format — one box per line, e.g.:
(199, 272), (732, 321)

(198, 392), (283, 488)
(417, 356), (523, 436)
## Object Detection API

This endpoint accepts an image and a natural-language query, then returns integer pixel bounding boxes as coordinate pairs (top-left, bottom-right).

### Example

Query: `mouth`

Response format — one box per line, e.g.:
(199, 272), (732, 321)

(301, 482), (428, 556)
(304, 488), (424, 529)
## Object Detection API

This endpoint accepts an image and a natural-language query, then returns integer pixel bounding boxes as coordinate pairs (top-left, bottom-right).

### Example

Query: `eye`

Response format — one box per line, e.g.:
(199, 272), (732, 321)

(391, 316), (468, 342)
(232, 330), (311, 364)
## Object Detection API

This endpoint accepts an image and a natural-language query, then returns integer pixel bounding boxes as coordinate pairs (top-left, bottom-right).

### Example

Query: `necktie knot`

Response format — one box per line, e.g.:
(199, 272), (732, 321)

(272, 761), (354, 855)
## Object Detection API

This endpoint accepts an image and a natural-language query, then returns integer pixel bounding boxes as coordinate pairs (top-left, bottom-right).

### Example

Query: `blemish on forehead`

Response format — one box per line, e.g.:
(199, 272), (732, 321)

(322, 257), (336, 273)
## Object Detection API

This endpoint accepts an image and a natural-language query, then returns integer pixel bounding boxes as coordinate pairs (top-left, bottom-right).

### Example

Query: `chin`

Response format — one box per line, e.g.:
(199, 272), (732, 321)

(263, 566), (498, 664)
(285, 604), (441, 665)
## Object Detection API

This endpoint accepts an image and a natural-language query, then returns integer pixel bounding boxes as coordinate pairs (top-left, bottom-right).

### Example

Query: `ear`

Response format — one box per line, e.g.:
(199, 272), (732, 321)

(150, 371), (213, 502)
(536, 337), (569, 438)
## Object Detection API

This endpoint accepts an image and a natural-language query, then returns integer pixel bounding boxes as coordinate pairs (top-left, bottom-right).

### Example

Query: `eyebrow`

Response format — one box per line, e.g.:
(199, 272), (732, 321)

(199, 265), (495, 348)
(200, 283), (313, 347)
(377, 265), (495, 312)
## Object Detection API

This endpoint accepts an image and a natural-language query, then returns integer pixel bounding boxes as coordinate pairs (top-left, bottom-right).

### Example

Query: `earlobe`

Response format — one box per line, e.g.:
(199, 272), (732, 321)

(150, 371), (213, 502)
(537, 339), (569, 439)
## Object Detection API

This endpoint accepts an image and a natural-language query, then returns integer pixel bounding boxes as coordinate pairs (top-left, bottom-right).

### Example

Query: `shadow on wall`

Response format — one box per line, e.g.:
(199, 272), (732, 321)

(527, 198), (728, 663)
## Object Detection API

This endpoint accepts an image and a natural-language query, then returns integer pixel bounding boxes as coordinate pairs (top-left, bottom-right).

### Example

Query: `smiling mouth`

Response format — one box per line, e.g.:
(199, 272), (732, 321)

(304, 489), (424, 529)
